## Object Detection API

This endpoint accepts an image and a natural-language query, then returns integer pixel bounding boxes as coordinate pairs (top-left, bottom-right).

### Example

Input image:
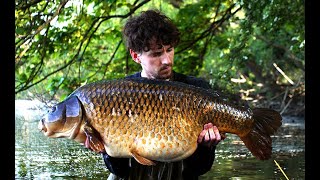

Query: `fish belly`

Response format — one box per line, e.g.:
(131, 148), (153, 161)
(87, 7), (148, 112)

(72, 78), (252, 161)
(93, 114), (202, 162)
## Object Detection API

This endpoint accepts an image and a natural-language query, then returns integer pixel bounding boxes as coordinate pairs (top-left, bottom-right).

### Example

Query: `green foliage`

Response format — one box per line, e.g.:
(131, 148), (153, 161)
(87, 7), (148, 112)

(15, 0), (304, 106)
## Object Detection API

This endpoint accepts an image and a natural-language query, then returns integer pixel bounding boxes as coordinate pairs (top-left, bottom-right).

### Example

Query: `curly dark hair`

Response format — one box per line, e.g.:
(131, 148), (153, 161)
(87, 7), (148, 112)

(122, 9), (180, 53)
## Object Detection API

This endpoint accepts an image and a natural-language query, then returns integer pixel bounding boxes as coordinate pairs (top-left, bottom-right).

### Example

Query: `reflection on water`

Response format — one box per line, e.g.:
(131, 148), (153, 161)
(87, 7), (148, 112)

(15, 114), (305, 179)
(201, 116), (305, 180)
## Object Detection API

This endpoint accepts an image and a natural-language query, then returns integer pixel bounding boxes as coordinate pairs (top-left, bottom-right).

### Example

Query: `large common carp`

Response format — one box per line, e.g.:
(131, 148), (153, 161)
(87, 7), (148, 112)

(38, 78), (282, 165)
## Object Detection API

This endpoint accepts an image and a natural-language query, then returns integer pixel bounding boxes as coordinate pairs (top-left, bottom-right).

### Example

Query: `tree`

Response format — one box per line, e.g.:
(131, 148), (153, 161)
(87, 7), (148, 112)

(15, 0), (304, 115)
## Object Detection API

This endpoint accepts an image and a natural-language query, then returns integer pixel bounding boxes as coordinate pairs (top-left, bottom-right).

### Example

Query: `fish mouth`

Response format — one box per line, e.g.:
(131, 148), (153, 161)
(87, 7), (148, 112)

(38, 117), (82, 139)
(38, 117), (60, 137)
(38, 118), (54, 137)
(38, 118), (47, 133)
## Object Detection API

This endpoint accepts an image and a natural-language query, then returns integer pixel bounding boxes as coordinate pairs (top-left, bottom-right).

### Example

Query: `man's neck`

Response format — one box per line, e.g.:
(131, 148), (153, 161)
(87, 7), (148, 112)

(140, 70), (149, 78)
(141, 70), (172, 81)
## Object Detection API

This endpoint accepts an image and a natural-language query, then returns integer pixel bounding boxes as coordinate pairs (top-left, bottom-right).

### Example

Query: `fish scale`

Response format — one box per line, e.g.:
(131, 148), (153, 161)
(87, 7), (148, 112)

(39, 78), (282, 165)
(74, 79), (208, 161)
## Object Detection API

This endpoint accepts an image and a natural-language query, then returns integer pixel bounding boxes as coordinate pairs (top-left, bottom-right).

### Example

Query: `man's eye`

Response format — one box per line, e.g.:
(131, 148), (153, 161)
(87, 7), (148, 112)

(153, 52), (162, 57)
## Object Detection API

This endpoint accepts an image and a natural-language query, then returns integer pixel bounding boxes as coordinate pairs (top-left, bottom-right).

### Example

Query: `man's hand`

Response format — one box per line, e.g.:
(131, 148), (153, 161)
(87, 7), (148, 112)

(197, 123), (226, 148)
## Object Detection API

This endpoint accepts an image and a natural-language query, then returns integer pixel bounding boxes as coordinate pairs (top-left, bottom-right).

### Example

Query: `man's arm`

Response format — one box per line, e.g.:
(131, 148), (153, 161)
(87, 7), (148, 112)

(183, 124), (224, 177)
(183, 144), (216, 177)
(102, 153), (130, 178)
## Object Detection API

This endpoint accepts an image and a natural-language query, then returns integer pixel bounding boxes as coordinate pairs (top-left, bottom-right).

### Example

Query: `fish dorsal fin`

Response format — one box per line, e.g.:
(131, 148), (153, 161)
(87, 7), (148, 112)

(83, 125), (105, 153)
(131, 149), (156, 166)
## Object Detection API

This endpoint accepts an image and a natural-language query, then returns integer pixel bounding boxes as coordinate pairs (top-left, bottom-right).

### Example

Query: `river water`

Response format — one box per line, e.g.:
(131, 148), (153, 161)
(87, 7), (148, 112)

(15, 100), (305, 179)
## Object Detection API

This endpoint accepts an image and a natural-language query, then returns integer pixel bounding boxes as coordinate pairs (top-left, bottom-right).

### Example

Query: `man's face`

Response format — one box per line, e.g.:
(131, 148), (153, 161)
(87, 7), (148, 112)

(132, 43), (174, 80)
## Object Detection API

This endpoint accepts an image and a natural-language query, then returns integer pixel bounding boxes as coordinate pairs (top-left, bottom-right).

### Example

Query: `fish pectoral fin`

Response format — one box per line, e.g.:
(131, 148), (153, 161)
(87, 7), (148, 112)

(85, 136), (105, 153)
(84, 125), (106, 153)
(130, 150), (156, 166)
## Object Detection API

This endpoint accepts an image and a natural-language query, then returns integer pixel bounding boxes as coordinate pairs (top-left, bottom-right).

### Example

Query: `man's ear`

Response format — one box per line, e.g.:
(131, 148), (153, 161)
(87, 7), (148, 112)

(130, 49), (140, 63)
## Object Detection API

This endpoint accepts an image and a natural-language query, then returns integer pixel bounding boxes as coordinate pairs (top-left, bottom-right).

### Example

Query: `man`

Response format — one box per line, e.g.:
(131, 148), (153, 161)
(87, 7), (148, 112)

(102, 9), (226, 180)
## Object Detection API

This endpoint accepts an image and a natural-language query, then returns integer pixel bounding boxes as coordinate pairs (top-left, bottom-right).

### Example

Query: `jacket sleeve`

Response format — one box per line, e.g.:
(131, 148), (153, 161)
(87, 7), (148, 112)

(183, 144), (216, 177)
(102, 153), (130, 178)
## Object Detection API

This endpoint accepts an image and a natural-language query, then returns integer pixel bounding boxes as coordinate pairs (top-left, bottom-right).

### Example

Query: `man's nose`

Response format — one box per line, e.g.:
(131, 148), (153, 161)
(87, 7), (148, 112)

(161, 52), (171, 64)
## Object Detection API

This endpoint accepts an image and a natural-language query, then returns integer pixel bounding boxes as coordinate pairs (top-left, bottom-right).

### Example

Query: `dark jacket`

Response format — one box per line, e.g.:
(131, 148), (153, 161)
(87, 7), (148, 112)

(102, 71), (216, 180)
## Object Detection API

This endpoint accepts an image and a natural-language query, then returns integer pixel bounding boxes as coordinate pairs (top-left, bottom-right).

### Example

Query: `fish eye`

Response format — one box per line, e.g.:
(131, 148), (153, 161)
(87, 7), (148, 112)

(49, 106), (56, 113)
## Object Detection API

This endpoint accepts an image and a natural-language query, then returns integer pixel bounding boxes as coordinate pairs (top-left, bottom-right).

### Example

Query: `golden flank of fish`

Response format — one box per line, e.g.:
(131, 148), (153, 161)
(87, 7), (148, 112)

(38, 78), (282, 165)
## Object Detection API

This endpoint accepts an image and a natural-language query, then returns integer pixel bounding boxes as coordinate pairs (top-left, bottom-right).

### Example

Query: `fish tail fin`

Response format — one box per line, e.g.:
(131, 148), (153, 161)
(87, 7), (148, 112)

(240, 108), (282, 160)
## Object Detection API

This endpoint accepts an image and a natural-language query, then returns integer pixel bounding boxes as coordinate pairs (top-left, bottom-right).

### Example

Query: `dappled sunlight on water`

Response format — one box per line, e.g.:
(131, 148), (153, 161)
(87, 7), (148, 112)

(15, 108), (305, 179)
(15, 119), (109, 179)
